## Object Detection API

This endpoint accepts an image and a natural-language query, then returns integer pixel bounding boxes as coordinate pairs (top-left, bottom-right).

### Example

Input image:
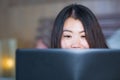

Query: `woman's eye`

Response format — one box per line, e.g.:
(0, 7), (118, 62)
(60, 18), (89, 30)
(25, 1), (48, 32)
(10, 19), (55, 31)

(63, 35), (72, 38)
(81, 35), (86, 38)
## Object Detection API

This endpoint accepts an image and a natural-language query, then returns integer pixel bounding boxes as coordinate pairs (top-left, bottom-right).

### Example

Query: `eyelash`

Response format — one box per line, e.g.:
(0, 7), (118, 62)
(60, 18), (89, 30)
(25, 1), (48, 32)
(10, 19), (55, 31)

(81, 35), (86, 38)
(63, 35), (72, 38)
(63, 35), (86, 38)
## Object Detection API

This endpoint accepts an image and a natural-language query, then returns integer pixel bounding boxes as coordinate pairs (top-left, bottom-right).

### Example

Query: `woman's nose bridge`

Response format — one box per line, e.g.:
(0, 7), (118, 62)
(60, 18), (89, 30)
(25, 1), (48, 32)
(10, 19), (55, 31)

(71, 36), (81, 48)
(72, 36), (81, 45)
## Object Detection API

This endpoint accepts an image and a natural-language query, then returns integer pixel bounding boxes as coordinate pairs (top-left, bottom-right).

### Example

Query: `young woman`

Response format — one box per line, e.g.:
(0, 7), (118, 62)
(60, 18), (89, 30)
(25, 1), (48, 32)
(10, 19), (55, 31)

(51, 4), (108, 48)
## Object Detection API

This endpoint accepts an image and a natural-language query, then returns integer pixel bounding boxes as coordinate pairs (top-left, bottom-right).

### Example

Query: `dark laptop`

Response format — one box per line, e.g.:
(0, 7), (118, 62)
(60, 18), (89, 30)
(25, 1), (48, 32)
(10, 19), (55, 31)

(16, 49), (120, 80)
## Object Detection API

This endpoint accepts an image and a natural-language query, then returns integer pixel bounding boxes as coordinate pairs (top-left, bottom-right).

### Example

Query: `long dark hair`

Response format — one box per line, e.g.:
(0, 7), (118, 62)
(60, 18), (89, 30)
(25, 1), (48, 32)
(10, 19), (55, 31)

(51, 4), (108, 48)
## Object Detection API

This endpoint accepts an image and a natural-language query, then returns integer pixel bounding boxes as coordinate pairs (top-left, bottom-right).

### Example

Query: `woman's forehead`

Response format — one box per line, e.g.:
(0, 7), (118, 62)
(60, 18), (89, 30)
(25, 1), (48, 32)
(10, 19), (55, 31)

(63, 17), (84, 32)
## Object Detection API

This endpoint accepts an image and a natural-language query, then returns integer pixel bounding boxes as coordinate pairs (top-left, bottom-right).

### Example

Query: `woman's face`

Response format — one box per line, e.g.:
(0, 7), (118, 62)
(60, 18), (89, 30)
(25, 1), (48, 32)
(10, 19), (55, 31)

(61, 17), (89, 48)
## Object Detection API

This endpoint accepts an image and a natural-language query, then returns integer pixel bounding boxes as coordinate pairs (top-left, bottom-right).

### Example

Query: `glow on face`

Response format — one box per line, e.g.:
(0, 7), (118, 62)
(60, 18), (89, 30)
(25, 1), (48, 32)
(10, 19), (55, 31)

(61, 17), (89, 49)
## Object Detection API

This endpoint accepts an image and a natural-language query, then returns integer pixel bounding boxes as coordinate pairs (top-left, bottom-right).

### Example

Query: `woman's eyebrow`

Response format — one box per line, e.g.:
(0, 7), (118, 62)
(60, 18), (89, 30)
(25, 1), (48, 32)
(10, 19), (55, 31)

(63, 30), (85, 33)
(63, 30), (72, 33)
(79, 31), (85, 33)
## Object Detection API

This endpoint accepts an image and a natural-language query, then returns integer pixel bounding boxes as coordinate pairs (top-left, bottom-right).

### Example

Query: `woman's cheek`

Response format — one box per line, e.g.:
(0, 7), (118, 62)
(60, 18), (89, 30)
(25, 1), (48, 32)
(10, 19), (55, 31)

(82, 40), (89, 48)
(61, 39), (71, 48)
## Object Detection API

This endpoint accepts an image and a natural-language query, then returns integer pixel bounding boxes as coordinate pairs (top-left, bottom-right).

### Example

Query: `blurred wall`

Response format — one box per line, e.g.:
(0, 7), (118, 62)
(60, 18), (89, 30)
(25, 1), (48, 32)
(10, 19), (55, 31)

(0, 0), (120, 48)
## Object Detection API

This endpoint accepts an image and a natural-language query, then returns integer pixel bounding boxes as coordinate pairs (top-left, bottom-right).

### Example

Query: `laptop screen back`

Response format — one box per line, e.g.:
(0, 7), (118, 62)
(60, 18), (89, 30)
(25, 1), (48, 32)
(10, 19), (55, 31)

(16, 49), (120, 80)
